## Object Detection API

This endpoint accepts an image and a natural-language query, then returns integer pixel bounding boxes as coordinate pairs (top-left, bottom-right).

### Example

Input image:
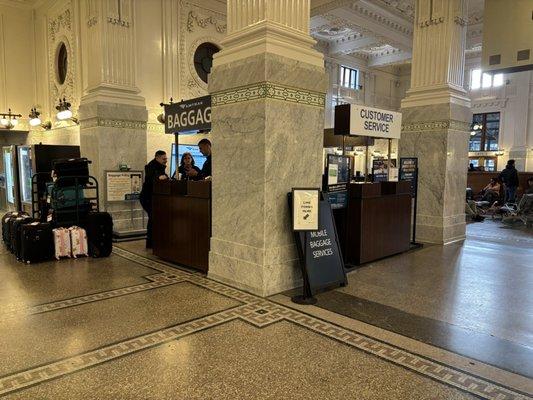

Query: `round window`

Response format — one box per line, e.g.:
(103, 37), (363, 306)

(56, 42), (68, 85)
(194, 43), (220, 84)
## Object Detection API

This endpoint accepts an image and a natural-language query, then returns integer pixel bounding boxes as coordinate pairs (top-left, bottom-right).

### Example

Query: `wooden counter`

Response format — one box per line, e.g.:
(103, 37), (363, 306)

(152, 180), (211, 272)
(343, 181), (411, 266)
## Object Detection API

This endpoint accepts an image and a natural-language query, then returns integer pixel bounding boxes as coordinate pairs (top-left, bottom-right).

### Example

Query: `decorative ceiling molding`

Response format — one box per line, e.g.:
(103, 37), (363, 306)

(187, 10), (226, 33)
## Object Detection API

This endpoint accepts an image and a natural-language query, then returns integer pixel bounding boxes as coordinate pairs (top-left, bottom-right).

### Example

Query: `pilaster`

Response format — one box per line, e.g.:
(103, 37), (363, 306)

(79, 0), (147, 231)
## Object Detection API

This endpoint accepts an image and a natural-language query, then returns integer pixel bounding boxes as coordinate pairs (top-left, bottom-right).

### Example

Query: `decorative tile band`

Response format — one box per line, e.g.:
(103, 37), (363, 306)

(212, 82), (326, 108)
(402, 120), (471, 133)
(0, 247), (528, 400)
(81, 118), (147, 130)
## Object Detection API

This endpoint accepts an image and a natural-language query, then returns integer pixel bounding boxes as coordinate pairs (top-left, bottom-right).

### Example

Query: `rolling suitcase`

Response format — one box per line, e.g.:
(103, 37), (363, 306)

(69, 226), (88, 258)
(52, 158), (91, 187)
(85, 212), (113, 258)
(20, 222), (54, 264)
(2, 212), (17, 243)
(53, 227), (72, 259)
(13, 217), (36, 259)
(8, 215), (31, 253)
(2, 212), (28, 244)
(53, 203), (93, 226)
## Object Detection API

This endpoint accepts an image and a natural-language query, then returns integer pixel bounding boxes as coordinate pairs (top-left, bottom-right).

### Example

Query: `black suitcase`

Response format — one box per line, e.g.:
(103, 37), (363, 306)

(13, 217), (36, 259)
(2, 212), (17, 243)
(84, 212), (113, 258)
(53, 202), (93, 226)
(52, 157), (91, 187)
(19, 222), (54, 264)
(6, 214), (30, 252)
(3, 212), (28, 243)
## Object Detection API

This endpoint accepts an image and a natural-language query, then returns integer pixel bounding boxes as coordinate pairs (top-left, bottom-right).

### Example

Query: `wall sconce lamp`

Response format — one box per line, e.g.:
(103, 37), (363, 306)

(495, 150), (505, 156)
(29, 108), (52, 130)
(0, 109), (22, 129)
(55, 98), (78, 124)
(157, 98), (174, 124)
(372, 150), (382, 157)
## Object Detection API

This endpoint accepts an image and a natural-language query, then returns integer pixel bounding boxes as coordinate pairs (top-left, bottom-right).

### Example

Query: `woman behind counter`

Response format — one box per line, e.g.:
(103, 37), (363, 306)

(174, 152), (201, 180)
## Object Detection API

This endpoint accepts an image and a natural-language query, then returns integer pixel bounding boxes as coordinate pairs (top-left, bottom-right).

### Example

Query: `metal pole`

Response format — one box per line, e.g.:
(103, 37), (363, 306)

(412, 167), (419, 244)
(364, 141), (369, 183)
(387, 138), (392, 181)
(342, 134), (346, 156)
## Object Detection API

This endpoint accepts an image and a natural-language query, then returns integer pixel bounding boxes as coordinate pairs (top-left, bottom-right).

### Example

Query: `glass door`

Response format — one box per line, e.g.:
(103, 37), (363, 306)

(17, 146), (33, 211)
(3, 146), (20, 211)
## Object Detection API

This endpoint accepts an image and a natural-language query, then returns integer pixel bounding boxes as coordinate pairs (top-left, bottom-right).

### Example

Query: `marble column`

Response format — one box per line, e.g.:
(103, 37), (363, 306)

(400, 0), (471, 244)
(208, 0), (327, 296)
(79, 0), (147, 231)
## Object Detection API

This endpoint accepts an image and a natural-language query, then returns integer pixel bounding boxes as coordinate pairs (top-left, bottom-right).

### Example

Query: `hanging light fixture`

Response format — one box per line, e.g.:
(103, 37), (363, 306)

(158, 97), (174, 124)
(55, 98), (78, 124)
(0, 109), (23, 130)
(29, 108), (52, 130)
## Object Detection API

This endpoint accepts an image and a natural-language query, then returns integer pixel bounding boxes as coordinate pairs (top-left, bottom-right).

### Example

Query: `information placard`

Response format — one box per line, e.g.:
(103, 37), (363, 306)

(326, 154), (351, 193)
(372, 159), (388, 182)
(106, 171), (143, 202)
(399, 157), (418, 197)
(296, 198), (347, 295)
(292, 189), (319, 231)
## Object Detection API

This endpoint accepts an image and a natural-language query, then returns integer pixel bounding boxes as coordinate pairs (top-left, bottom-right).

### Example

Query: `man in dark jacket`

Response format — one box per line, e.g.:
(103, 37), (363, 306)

(499, 159), (519, 203)
(140, 150), (168, 248)
(186, 138), (212, 180)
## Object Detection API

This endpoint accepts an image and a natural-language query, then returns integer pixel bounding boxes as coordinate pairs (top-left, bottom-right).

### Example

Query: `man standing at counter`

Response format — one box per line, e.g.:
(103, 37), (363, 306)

(187, 138), (212, 180)
(140, 150), (168, 249)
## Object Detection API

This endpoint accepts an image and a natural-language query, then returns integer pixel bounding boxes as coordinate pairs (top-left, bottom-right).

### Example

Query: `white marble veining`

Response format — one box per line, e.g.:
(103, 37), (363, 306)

(79, 101), (148, 217)
(400, 102), (470, 244)
(208, 52), (326, 297)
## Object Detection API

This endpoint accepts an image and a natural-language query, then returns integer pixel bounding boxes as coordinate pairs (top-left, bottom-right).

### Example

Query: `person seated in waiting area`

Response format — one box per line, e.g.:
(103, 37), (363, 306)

(173, 152), (201, 180)
(526, 177), (533, 195)
(186, 138), (211, 180)
(481, 177), (501, 203)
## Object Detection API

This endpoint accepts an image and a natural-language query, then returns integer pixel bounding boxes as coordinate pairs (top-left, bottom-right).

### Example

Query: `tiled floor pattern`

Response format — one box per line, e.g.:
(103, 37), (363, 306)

(0, 247), (530, 399)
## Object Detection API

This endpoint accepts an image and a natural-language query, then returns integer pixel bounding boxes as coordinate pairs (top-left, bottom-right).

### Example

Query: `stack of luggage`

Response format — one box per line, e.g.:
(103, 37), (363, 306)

(49, 157), (92, 225)
(2, 157), (113, 264)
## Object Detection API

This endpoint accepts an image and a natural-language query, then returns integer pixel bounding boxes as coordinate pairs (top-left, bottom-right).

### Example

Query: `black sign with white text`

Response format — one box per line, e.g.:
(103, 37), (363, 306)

(296, 198), (347, 294)
(399, 157), (418, 197)
(165, 96), (212, 134)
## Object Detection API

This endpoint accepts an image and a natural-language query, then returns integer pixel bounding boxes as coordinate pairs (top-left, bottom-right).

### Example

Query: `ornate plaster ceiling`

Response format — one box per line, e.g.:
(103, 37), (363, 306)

(311, 0), (486, 67)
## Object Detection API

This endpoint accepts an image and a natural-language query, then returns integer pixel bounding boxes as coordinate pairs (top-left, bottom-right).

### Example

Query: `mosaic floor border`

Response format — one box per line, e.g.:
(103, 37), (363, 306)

(0, 248), (529, 399)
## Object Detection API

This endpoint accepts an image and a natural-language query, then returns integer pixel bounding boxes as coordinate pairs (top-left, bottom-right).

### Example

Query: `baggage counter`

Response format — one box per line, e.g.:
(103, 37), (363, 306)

(340, 181), (412, 266)
(152, 180), (211, 272)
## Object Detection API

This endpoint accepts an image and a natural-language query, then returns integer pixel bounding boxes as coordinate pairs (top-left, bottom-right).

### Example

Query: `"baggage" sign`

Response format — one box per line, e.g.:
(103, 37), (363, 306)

(165, 96), (212, 134)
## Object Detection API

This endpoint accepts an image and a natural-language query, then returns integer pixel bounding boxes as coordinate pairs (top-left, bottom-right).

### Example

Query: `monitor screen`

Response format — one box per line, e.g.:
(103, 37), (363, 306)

(170, 143), (207, 178)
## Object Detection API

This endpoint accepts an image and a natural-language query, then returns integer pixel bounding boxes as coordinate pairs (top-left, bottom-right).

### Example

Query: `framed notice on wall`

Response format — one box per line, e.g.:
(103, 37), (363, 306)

(105, 171), (143, 202)
(292, 188), (319, 231)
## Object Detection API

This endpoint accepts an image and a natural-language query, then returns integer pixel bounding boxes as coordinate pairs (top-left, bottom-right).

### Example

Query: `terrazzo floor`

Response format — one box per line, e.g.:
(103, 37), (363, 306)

(0, 223), (531, 399)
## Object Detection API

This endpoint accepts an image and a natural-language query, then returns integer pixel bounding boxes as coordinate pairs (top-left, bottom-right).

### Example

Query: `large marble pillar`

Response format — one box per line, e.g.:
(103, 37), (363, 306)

(208, 0), (327, 296)
(78, 0), (147, 231)
(400, 0), (471, 244)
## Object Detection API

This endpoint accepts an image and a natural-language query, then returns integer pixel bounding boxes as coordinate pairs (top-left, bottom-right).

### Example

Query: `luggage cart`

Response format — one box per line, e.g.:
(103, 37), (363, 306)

(31, 173), (100, 227)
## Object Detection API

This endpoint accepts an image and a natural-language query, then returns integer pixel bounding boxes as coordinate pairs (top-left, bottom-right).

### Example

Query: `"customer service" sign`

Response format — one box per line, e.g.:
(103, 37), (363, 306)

(334, 104), (402, 139)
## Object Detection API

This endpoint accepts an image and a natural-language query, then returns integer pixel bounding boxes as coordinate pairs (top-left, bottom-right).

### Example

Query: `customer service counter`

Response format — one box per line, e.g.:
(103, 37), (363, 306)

(152, 179), (211, 272)
(338, 181), (412, 266)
